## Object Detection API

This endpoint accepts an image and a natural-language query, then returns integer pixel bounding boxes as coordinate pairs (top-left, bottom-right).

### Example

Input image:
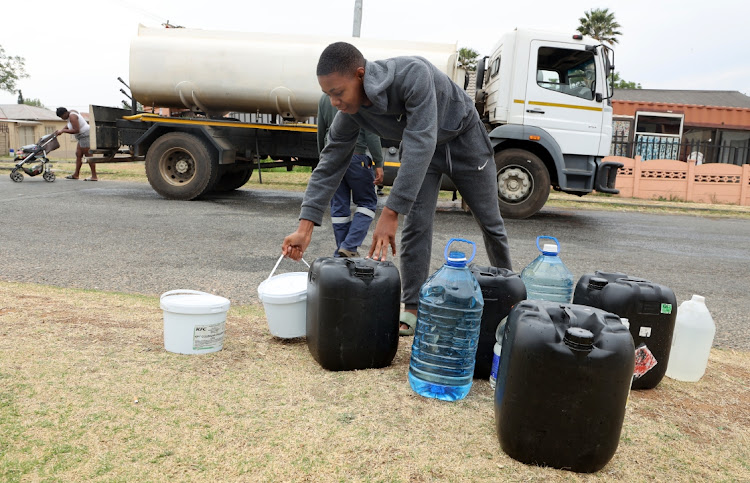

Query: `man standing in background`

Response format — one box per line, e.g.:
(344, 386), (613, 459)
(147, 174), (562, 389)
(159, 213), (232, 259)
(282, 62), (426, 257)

(317, 93), (383, 257)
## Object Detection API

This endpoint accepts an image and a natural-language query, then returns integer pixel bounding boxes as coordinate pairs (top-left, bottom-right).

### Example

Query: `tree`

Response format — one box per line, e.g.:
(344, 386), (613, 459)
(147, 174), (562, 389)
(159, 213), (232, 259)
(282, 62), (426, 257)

(577, 8), (622, 46)
(122, 100), (144, 111)
(458, 47), (479, 72)
(23, 98), (45, 107)
(612, 72), (642, 89)
(0, 45), (28, 93)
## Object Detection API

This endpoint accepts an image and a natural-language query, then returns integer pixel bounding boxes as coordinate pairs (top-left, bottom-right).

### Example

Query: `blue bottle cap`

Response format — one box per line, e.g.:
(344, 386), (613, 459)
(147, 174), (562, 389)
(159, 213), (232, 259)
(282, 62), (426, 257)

(443, 238), (477, 265)
(446, 250), (467, 267)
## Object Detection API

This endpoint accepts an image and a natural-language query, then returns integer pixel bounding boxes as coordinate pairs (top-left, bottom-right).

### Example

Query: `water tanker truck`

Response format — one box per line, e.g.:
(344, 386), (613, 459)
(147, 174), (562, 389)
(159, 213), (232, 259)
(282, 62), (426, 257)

(89, 25), (621, 218)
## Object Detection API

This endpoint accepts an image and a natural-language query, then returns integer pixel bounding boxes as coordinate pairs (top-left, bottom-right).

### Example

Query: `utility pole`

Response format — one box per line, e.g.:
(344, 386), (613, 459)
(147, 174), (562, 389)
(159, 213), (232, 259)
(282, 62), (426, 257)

(353, 0), (363, 37)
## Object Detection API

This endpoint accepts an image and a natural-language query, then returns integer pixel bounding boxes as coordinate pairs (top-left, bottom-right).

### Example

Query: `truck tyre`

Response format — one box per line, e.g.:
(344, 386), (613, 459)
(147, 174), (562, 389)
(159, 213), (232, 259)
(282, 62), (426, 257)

(212, 167), (253, 192)
(494, 148), (550, 219)
(145, 132), (219, 200)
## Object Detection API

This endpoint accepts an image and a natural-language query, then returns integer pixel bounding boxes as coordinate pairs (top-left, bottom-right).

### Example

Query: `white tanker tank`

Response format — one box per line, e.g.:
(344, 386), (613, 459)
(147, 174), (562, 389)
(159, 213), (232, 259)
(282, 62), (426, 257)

(129, 25), (463, 120)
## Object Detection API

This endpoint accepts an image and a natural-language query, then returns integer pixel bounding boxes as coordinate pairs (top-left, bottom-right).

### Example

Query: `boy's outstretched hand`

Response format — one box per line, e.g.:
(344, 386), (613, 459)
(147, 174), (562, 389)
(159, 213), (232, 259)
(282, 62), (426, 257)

(282, 220), (314, 261)
(368, 207), (398, 261)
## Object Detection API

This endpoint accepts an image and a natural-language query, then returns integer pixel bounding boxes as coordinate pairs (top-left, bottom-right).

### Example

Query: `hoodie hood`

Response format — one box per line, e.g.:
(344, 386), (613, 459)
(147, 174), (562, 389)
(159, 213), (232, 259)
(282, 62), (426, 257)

(362, 59), (396, 113)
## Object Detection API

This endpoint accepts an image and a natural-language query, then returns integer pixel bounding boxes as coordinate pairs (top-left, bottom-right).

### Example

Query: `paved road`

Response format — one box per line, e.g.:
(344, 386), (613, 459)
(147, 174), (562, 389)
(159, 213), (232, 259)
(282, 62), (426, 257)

(1, 176), (748, 350)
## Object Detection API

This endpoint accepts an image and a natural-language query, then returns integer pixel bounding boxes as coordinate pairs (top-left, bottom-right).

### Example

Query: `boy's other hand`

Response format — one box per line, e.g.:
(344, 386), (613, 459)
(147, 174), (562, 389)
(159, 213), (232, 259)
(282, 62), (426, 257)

(368, 207), (398, 261)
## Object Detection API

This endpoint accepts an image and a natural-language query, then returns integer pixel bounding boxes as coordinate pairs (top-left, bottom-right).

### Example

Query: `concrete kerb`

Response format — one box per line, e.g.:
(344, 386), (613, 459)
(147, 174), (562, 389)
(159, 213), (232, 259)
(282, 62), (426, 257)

(547, 192), (750, 214)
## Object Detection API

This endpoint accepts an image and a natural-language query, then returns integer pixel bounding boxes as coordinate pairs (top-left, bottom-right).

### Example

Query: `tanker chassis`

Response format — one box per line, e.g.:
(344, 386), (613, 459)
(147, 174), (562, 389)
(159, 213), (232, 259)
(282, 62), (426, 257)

(88, 26), (621, 218)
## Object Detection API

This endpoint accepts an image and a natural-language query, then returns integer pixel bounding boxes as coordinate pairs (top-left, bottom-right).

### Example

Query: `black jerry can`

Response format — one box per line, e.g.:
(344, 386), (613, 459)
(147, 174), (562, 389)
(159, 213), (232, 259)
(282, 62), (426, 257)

(495, 300), (634, 473)
(574, 271), (677, 389)
(306, 257), (401, 371)
(469, 264), (526, 379)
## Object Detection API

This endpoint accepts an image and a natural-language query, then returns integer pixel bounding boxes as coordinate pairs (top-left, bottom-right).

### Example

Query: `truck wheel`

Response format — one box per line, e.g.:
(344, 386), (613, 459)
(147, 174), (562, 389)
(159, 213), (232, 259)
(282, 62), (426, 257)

(145, 132), (219, 200)
(212, 167), (253, 192)
(494, 149), (550, 219)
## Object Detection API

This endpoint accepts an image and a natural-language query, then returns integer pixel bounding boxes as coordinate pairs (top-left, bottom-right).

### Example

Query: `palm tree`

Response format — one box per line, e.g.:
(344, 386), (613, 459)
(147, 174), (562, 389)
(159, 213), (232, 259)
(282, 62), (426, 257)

(458, 47), (479, 72)
(577, 8), (622, 46)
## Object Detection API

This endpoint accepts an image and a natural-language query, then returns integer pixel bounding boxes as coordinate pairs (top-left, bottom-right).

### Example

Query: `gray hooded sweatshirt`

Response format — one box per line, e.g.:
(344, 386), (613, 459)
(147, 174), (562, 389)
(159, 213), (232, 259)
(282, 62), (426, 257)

(300, 56), (479, 225)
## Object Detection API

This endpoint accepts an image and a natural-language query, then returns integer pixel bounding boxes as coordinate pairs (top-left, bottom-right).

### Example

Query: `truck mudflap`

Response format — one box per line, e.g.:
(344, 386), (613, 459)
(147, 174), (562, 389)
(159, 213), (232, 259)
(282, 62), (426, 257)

(595, 160), (623, 194)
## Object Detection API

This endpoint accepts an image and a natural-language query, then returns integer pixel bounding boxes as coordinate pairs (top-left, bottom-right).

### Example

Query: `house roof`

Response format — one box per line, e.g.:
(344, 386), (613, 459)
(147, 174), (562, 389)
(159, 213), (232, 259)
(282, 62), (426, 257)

(612, 89), (750, 109)
(611, 90), (750, 130)
(0, 104), (62, 121)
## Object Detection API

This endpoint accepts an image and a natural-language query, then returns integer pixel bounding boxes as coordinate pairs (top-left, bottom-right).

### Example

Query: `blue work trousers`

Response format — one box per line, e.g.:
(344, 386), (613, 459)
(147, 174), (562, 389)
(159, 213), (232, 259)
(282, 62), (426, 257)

(330, 154), (377, 255)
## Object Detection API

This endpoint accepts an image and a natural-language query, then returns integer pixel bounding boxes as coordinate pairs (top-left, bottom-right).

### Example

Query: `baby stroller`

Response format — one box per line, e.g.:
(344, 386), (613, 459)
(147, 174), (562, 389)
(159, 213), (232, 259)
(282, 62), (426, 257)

(9, 133), (60, 182)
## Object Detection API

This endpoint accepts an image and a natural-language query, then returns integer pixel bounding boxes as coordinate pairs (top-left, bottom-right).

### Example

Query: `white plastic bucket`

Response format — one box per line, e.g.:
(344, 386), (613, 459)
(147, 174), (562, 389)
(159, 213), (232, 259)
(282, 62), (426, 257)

(257, 255), (309, 338)
(160, 290), (231, 354)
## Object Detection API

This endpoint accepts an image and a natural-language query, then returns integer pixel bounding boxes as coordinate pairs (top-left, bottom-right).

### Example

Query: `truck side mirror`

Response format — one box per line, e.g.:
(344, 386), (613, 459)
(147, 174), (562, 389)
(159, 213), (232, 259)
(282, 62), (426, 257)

(596, 93), (603, 103)
(475, 56), (488, 90)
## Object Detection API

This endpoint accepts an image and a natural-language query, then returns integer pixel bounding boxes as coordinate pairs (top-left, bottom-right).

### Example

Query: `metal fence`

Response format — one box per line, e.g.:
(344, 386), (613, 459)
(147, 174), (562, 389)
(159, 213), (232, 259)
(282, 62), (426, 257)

(610, 134), (750, 166)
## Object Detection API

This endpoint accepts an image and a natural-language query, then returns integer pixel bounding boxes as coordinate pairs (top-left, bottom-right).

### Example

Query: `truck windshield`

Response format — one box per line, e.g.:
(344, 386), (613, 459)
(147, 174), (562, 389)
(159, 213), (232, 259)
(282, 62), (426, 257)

(536, 47), (596, 101)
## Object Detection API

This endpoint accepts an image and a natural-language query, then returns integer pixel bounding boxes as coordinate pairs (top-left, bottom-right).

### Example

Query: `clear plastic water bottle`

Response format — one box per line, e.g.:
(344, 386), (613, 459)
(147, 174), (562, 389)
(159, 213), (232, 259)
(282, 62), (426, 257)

(665, 295), (716, 382)
(520, 236), (574, 303)
(489, 316), (507, 390)
(408, 238), (484, 401)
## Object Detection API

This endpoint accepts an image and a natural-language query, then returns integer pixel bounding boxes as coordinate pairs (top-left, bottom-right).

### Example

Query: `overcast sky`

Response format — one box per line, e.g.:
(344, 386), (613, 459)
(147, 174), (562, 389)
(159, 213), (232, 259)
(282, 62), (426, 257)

(1, 0), (748, 113)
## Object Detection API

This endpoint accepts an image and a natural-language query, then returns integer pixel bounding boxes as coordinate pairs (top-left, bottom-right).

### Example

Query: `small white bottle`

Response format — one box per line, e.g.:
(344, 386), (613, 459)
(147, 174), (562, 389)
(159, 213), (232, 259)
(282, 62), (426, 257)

(665, 295), (716, 382)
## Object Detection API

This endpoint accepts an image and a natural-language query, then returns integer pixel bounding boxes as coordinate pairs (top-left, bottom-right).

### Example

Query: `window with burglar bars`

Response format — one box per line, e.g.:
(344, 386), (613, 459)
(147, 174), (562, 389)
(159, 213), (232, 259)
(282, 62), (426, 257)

(610, 135), (750, 166)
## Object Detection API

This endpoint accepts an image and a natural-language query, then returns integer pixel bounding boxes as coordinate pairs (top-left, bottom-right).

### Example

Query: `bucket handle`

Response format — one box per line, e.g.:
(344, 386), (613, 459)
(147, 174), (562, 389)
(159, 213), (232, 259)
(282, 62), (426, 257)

(268, 254), (310, 280)
(161, 289), (210, 301)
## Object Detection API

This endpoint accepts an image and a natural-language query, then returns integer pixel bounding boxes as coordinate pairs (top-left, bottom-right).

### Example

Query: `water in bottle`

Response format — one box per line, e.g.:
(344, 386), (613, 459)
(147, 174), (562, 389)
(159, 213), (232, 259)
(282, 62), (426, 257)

(408, 238), (484, 401)
(520, 236), (574, 303)
(665, 295), (715, 382)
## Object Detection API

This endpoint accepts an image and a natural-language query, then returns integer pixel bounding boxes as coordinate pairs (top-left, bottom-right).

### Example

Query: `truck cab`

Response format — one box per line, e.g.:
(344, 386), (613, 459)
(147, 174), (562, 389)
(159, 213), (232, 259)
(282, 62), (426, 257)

(476, 29), (620, 218)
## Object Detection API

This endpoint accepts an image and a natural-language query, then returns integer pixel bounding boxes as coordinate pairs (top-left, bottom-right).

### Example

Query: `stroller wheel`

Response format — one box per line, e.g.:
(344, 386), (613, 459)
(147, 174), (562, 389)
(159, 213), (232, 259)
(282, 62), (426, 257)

(43, 171), (56, 182)
(10, 170), (23, 182)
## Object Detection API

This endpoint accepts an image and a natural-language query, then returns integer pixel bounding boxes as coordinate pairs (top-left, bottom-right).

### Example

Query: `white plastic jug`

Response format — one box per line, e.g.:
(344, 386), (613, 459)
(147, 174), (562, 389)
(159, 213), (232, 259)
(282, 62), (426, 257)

(665, 295), (715, 382)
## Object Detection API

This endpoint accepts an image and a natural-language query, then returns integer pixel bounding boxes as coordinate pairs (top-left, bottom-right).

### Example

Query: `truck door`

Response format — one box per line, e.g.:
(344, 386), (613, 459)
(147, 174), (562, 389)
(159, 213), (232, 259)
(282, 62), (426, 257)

(524, 40), (605, 155)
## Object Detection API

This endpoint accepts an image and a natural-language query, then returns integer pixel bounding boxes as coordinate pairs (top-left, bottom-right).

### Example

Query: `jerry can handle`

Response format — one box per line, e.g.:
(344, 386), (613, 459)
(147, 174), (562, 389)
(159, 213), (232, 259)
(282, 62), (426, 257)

(268, 253), (310, 280)
(444, 238), (477, 264)
(536, 235), (560, 255)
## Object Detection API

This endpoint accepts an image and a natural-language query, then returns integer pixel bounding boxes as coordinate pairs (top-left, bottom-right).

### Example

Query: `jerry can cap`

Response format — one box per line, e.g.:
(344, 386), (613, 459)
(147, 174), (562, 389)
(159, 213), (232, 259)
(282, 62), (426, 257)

(354, 264), (375, 277)
(564, 327), (594, 351)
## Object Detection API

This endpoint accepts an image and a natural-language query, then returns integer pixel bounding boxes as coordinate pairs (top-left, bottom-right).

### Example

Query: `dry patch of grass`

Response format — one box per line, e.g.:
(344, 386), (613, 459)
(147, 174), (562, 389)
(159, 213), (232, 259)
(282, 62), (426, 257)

(1, 283), (748, 482)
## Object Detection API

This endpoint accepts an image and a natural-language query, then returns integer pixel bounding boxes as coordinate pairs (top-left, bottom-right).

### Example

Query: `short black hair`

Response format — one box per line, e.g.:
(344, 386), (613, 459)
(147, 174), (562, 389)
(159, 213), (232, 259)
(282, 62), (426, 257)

(317, 42), (365, 76)
(56, 107), (67, 117)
